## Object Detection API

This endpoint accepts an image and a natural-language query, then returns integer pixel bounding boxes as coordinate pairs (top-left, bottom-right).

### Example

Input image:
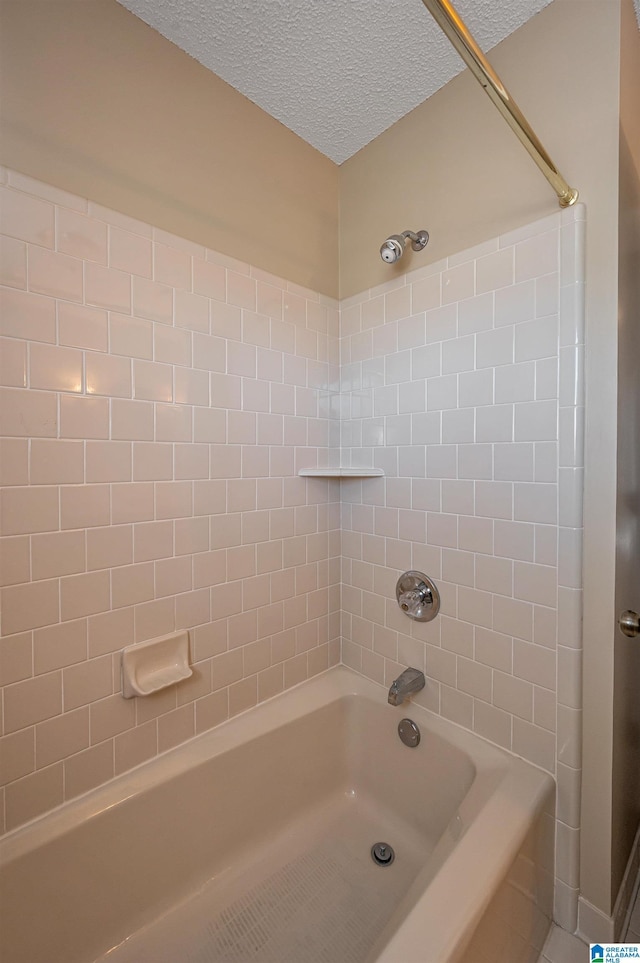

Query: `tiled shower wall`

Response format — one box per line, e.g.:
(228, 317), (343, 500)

(0, 168), (586, 929)
(0, 169), (341, 834)
(339, 208), (586, 929)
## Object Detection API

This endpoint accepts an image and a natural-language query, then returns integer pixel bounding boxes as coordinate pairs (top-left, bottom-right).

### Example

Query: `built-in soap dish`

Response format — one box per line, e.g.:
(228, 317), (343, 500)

(121, 630), (192, 699)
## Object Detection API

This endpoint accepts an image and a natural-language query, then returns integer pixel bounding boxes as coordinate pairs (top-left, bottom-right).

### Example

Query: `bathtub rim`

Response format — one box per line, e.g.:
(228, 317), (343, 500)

(0, 665), (552, 884)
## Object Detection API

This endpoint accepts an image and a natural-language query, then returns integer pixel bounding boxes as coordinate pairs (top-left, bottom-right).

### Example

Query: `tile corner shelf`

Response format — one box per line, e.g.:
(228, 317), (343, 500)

(298, 468), (384, 478)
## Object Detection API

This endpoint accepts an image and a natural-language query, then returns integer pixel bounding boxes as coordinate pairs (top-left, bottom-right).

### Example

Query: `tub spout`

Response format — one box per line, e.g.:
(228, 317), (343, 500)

(388, 667), (425, 706)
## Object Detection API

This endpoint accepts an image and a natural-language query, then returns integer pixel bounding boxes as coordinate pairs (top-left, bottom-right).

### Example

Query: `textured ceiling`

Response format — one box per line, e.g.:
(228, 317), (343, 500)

(117, 0), (556, 164)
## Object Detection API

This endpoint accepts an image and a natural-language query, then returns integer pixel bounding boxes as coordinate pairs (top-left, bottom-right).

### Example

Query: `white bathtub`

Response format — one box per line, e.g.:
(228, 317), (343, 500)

(0, 666), (554, 963)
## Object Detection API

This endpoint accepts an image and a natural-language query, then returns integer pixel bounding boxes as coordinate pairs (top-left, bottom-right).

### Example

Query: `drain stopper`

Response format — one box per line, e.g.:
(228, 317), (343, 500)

(371, 842), (395, 866)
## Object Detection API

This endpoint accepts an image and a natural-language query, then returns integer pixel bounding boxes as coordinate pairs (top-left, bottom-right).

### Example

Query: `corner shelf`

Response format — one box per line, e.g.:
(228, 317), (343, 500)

(298, 468), (384, 478)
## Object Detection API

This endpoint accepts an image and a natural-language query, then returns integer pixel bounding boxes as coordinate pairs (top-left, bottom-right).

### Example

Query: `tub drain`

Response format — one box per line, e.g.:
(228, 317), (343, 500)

(371, 842), (395, 866)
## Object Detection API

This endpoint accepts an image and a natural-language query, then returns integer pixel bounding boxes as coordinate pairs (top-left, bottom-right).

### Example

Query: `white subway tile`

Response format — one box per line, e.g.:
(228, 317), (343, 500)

(411, 275), (441, 314)
(442, 335), (474, 374)
(0, 185), (55, 248)
(441, 409), (474, 444)
(514, 482), (557, 524)
(86, 353), (132, 399)
(512, 717), (555, 772)
(29, 246), (83, 302)
(515, 315), (558, 363)
(397, 312), (426, 349)
(514, 561), (557, 607)
(457, 292), (494, 335)
(398, 380), (426, 414)
(59, 209), (108, 265)
(475, 405), (513, 443)
(85, 263), (131, 312)
(475, 480), (513, 519)
(535, 272), (559, 318)
(0, 288), (56, 343)
(154, 242), (190, 289)
(458, 444), (492, 480)
(441, 261), (474, 305)
(535, 357), (558, 401)
(534, 442), (558, 482)
(0, 339), (27, 388)
(426, 445), (457, 479)
(458, 515), (493, 553)
(558, 588), (583, 648)
(494, 520), (534, 562)
(426, 513), (457, 548)
(110, 313), (153, 360)
(476, 247), (514, 294)
(493, 671), (533, 721)
(559, 468), (584, 528)
(515, 231), (558, 283)
(514, 400), (557, 442)
(494, 361), (535, 404)
(534, 524), (557, 566)
(458, 369), (493, 408)
(475, 554), (513, 597)
(441, 480), (474, 515)
(494, 443), (534, 482)
(411, 343), (441, 380)
(175, 290), (209, 333)
(558, 345), (584, 408)
(384, 285), (411, 322)
(559, 283), (586, 346)
(476, 326), (514, 370)
(458, 587), (493, 629)
(494, 280), (535, 327)
(493, 595), (533, 641)
(427, 374), (458, 411)
(425, 304), (457, 343)
(385, 350), (411, 384)
(156, 326), (192, 368)
(109, 226), (151, 277)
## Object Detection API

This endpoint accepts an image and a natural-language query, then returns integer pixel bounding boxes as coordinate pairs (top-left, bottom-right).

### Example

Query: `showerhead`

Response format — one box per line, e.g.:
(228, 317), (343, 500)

(380, 235), (405, 264)
(380, 229), (429, 264)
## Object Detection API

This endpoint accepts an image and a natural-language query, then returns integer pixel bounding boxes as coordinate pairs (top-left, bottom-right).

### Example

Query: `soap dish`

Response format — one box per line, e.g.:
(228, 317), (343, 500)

(121, 630), (192, 699)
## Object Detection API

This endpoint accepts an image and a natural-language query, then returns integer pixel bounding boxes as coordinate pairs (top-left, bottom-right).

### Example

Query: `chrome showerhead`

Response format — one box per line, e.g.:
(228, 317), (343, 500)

(380, 235), (405, 264)
(380, 229), (429, 264)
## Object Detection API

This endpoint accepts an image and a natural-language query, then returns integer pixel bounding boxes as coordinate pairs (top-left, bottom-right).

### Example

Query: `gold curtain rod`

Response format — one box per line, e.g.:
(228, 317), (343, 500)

(421, 0), (578, 208)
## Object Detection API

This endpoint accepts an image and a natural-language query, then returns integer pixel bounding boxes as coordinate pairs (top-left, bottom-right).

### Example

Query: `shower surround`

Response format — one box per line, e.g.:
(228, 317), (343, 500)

(0, 168), (584, 927)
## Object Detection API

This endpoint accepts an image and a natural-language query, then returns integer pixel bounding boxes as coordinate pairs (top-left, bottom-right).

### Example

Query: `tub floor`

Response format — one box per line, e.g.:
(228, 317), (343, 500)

(97, 791), (431, 963)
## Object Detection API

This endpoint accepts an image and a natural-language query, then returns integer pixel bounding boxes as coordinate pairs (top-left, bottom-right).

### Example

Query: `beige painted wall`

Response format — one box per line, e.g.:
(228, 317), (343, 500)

(342, 0), (622, 919)
(0, 0), (339, 297)
(612, 0), (640, 908)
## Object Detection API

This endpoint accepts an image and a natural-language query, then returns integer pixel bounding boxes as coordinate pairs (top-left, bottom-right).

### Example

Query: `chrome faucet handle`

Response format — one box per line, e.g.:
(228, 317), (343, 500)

(396, 571), (440, 622)
(398, 586), (431, 612)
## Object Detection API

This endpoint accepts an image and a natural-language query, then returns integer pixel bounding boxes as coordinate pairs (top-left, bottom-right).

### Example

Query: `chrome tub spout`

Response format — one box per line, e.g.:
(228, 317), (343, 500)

(388, 667), (426, 706)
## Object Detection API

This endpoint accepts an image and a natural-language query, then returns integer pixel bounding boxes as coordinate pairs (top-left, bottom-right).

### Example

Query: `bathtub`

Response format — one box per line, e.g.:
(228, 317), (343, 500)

(0, 666), (554, 963)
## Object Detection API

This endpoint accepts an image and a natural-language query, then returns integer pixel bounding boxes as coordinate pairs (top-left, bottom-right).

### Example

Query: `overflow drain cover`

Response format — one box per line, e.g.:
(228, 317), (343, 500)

(371, 842), (395, 866)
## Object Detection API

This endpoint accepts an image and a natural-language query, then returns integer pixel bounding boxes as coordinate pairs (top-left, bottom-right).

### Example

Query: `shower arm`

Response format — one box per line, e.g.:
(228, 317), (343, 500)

(420, 0), (578, 208)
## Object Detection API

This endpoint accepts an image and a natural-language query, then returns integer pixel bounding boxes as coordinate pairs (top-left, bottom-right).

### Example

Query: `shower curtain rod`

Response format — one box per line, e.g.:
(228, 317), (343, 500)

(421, 0), (579, 208)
